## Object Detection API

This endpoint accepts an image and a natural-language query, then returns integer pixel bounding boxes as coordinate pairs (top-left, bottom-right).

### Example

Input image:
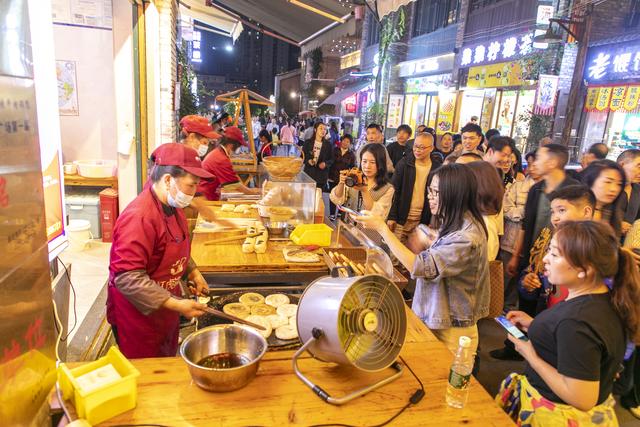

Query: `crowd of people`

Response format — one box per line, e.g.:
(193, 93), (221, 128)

(173, 111), (640, 424)
(318, 118), (640, 425)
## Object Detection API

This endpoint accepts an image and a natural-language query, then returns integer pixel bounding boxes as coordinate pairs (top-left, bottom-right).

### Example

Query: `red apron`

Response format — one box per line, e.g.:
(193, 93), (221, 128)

(107, 192), (190, 358)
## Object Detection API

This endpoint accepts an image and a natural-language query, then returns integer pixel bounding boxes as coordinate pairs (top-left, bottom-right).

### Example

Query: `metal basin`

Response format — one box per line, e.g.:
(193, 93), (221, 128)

(180, 324), (267, 392)
(264, 220), (291, 236)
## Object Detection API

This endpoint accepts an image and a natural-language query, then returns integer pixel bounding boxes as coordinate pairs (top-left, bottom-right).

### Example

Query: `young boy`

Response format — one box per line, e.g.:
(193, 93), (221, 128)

(519, 185), (595, 313)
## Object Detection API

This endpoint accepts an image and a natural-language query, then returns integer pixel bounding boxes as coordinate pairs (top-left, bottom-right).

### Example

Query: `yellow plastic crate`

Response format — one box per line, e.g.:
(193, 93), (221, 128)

(290, 223), (333, 247)
(58, 346), (140, 425)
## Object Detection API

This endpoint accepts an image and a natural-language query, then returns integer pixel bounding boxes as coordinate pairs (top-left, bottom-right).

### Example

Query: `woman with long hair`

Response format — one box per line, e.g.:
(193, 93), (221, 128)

(581, 160), (626, 236)
(498, 220), (640, 424)
(357, 164), (490, 353)
(467, 161), (504, 261)
(302, 122), (334, 189)
(330, 143), (394, 219)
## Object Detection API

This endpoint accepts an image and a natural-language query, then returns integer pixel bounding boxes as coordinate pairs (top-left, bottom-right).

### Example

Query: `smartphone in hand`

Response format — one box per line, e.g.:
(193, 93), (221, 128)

(495, 315), (529, 341)
(338, 205), (362, 217)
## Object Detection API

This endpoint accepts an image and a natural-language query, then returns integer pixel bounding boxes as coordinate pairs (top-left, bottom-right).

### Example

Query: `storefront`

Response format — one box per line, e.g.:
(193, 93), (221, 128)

(578, 39), (640, 158)
(457, 30), (544, 150)
(385, 53), (455, 135)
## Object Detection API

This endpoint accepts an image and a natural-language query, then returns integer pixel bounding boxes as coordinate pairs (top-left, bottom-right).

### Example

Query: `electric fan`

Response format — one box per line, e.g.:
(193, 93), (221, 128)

(293, 273), (407, 405)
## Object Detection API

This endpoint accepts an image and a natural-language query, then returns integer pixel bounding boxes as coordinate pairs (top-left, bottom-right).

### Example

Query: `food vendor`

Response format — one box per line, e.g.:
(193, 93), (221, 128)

(179, 115), (220, 159)
(108, 143), (211, 358)
(199, 126), (260, 200)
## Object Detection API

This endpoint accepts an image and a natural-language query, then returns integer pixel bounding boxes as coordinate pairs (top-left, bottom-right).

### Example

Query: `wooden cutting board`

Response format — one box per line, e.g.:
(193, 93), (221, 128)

(191, 236), (327, 272)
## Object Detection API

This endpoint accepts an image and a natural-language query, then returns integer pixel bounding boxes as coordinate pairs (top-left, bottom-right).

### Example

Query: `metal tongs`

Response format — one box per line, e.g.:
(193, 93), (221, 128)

(179, 282), (267, 331)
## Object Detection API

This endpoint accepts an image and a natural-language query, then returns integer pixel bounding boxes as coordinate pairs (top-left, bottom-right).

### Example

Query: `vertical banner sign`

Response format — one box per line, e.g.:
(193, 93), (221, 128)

(480, 88), (497, 131)
(386, 94), (404, 129)
(595, 87), (613, 111)
(624, 86), (640, 111)
(436, 92), (456, 135)
(609, 86), (627, 112)
(584, 87), (599, 111)
(533, 74), (559, 115)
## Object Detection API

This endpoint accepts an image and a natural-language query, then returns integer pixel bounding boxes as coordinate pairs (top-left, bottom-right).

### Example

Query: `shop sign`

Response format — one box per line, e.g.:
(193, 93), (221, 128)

(436, 92), (456, 135)
(467, 62), (525, 88)
(480, 89), (497, 131)
(585, 41), (640, 83)
(386, 94), (404, 129)
(460, 32), (536, 68)
(536, 5), (554, 25)
(584, 85), (640, 113)
(340, 50), (361, 70)
(533, 74), (559, 115)
(398, 54), (455, 77)
(405, 74), (452, 93)
(343, 94), (357, 113)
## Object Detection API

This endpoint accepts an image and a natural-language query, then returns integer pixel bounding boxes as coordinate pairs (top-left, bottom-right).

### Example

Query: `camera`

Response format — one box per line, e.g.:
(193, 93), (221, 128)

(341, 168), (366, 187)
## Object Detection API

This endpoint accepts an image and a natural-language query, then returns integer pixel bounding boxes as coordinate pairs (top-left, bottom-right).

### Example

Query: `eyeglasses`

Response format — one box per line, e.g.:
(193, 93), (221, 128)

(414, 145), (433, 151)
(427, 187), (439, 197)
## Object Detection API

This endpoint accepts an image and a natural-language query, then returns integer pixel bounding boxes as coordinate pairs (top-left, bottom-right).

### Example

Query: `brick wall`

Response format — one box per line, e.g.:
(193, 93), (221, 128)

(579, 0), (633, 42)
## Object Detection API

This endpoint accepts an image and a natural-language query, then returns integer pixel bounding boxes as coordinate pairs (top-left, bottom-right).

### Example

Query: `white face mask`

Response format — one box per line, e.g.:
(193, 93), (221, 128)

(167, 177), (193, 208)
(197, 144), (209, 157)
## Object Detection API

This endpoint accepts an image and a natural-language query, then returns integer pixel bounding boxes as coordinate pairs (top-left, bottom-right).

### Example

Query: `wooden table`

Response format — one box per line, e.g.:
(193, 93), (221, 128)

(92, 309), (513, 426)
(63, 173), (118, 190)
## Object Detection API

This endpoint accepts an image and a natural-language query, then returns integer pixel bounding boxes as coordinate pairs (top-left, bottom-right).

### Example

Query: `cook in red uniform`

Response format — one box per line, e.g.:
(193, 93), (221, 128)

(179, 115), (220, 159)
(108, 144), (212, 358)
(198, 126), (260, 200)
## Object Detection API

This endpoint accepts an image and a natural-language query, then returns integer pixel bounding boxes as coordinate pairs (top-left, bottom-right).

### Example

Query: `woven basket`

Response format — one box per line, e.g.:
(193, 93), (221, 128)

(487, 260), (504, 318)
(261, 143), (304, 181)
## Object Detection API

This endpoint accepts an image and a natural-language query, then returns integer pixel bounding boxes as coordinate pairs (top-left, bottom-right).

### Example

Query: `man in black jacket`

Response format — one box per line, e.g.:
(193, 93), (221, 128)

(387, 124), (413, 167)
(491, 143), (579, 361)
(387, 132), (440, 245)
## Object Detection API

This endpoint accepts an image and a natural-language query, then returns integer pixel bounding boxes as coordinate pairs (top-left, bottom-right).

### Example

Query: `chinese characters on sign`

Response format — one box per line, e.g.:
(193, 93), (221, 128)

(584, 85), (640, 112)
(585, 42), (640, 82)
(534, 74), (559, 115)
(386, 95), (404, 129)
(460, 32), (536, 67)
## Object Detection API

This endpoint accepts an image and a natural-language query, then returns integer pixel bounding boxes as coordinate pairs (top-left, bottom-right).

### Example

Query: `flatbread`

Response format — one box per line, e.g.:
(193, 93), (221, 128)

(221, 204), (235, 212)
(245, 315), (272, 339)
(250, 303), (276, 316)
(283, 249), (320, 263)
(222, 303), (250, 319)
(275, 324), (298, 340)
(265, 293), (290, 308)
(239, 292), (264, 306)
(276, 303), (298, 318)
(266, 313), (288, 329)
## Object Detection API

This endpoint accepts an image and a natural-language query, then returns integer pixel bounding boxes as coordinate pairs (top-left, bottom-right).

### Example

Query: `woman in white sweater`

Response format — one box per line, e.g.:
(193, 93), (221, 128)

(467, 161), (504, 261)
(330, 143), (394, 218)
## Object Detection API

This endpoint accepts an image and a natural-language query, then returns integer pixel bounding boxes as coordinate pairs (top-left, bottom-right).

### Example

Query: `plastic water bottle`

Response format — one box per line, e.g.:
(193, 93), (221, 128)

(446, 336), (474, 408)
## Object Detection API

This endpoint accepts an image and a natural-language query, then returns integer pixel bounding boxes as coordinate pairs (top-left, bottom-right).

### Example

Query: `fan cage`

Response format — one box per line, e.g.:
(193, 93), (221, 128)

(337, 277), (406, 371)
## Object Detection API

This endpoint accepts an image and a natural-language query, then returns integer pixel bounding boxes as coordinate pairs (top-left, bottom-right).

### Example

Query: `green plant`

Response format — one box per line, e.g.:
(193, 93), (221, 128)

(178, 44), (198, 117)
(374, 7), (406, 104)
(526, 114), (554, 151)
(365, 102), (385, 125)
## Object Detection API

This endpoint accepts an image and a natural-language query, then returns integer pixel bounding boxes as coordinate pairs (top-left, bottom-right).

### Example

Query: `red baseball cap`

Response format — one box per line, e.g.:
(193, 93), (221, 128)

(224, 126), (247, 146)
(152, 143), (215, 178)
(180, 115), (220, 139)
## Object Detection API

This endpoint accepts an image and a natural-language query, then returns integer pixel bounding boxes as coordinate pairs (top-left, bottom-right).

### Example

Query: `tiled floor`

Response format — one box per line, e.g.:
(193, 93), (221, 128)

(58, 240), (111, 343)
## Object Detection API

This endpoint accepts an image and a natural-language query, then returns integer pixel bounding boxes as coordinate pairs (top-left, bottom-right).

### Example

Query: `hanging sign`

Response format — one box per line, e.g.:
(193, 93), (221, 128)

(533, 74), (559, 115)
(467, 61), (524, 88)
(584, 85), (640, 113)
(460, 32), (535, 67)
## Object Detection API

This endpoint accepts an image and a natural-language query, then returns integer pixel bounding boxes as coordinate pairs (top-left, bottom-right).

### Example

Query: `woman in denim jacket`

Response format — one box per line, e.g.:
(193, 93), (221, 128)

(357, 164), (490, 354)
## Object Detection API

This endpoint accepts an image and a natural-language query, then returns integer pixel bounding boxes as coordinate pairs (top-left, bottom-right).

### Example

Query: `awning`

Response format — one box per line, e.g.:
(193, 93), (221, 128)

(209, 0), (352, 44)
(320, 80), (373, 106)
(300, 18), (356, 56)
(179, 0), (243, 41)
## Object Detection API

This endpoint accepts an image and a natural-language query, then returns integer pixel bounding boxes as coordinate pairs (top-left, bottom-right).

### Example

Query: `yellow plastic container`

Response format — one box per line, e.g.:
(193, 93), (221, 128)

(290, 223), (333, 247)
(58, 346), (140, 425)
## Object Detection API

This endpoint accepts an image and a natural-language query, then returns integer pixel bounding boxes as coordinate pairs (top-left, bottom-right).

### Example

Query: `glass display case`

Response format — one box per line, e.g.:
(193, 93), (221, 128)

(258, 170), (317, 224)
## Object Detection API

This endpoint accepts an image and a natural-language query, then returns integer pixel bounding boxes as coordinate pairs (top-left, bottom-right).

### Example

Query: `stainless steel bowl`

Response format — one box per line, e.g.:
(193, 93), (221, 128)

(264, 220), (290, 236)
(180, 324), (267, 392)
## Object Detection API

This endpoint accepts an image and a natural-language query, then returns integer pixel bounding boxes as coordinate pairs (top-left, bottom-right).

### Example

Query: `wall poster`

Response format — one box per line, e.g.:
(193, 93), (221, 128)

(56, 60), (79, 116)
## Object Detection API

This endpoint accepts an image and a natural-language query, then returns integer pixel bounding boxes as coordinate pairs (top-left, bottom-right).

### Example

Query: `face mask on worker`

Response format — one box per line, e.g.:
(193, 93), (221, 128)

(167, 177), (193, 208)
(197, 144), (209, 157)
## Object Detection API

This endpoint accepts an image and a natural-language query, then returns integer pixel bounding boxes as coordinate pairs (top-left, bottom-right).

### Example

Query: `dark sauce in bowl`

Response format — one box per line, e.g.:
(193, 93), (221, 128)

(197, 353), (250, 369)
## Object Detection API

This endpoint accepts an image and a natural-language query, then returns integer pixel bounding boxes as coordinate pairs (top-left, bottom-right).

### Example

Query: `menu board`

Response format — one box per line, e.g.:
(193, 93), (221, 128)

(51, 0), (113, 29)
(436, 92), (456, 135)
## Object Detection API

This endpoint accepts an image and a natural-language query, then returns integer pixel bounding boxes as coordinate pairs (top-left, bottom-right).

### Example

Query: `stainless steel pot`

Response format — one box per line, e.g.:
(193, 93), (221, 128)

(180, 324), (267, 392)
